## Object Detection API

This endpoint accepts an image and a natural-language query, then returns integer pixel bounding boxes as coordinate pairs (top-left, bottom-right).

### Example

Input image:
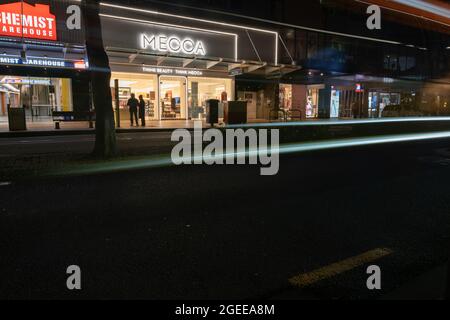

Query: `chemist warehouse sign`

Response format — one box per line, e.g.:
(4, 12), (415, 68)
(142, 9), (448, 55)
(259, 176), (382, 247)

(0, 1), (57, 41)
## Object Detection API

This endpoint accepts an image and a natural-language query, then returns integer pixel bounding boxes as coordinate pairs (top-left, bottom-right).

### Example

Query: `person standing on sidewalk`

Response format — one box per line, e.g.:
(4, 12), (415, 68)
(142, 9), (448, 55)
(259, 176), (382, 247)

(138, 95), (146, 127)
(127, 93), (139, 126)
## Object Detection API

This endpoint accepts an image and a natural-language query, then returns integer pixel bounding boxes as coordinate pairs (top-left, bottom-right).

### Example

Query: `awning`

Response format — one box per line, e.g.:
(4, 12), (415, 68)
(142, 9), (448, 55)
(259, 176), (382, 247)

(106, 46), (300, 78)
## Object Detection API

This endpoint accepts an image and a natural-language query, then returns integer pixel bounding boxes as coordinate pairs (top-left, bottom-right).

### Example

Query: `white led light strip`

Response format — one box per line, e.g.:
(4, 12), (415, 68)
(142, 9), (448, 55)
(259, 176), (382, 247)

(392, 0), (450, 19)
(356, 0), (450, 28)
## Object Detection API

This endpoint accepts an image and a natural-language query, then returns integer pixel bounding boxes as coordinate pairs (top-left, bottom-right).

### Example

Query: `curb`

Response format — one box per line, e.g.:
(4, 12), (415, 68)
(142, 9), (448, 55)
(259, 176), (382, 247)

(0, 127), (191, 138)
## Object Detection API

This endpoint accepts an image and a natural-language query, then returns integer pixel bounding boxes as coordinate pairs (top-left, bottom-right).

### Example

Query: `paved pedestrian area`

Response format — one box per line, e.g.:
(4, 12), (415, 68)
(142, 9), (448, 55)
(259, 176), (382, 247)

(3, 116), (450, 134)
(0, 117), (205, 132)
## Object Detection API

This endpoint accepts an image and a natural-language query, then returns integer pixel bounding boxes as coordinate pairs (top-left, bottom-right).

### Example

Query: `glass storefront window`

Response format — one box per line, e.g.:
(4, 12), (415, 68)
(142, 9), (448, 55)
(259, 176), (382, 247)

(0, 76), (72, 122)
(279, 84), (292, 111)
(330, 89), (340, 118)
(306, 88), (319, 118)
(160, 76), (187, 120)
(111, 73), (232, 121)
(368, 91), (401, 118)
(110, 72), (158, 121)
(188, 77), (233, 120)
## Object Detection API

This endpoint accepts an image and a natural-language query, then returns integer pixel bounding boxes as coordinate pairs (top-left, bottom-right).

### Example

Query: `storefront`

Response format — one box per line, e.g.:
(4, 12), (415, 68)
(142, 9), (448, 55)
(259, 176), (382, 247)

(0, 76), (73, 121)
(0, 0), (299, 130)
(110, 70), (234, 122)
(277, 83), (322, 120)
(100, 2), (297, 123)
(368, 91), (401, 118)
(0, 0), (89, 129)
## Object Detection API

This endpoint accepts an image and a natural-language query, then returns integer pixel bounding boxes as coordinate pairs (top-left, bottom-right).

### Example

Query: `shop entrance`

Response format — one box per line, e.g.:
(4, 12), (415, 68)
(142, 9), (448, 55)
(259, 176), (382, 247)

(111, 72), (158, 123)
(159, 76), (187, 120)
(368, 91), (401, 118)
(0, 76), (72, 128)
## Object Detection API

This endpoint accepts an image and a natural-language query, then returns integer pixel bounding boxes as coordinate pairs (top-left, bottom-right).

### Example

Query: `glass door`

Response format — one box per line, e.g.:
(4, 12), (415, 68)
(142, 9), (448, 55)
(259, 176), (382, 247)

(0, 76), (20, 124)
(159, 76), (187, 120)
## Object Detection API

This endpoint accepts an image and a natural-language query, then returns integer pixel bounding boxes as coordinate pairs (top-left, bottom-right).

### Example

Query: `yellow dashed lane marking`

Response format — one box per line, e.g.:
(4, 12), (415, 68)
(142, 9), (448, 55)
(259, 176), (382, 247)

(289, 248), (393, 288)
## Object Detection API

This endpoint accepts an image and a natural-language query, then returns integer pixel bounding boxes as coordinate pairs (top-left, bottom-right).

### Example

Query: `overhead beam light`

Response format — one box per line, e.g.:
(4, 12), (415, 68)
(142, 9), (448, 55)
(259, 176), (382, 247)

(356, 0), (450, 28)
(392, 0), (450, 18)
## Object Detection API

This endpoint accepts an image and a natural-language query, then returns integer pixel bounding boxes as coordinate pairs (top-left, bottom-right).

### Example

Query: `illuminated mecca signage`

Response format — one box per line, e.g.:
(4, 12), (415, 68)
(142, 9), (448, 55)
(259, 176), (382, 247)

(141, 34), (206, 56)
(0, 2), (57, 41)
(101, 15), (238, 61)
(0, 56), (86, 69)
(142, 66), (203, 76)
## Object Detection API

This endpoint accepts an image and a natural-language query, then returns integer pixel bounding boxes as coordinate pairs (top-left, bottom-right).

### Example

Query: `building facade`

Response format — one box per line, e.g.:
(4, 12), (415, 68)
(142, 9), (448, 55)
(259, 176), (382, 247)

(0, 0), (449, 129)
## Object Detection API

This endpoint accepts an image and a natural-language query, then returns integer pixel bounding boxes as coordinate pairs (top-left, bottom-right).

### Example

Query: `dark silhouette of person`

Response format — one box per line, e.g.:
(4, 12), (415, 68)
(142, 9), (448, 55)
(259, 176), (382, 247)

(351, 102), (359, 119)
(127, 93), (139, 126)
(138, 95), (146, 127)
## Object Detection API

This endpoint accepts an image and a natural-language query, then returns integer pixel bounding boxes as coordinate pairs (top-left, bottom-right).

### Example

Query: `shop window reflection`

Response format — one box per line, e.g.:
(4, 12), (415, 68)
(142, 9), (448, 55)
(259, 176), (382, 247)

(188, 77), (232, 120)
(0, 76), (73, 124)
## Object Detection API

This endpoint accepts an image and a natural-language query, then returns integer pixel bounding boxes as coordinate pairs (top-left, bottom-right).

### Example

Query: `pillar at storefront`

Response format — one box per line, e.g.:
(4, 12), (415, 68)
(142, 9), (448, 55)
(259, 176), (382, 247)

(362, 89), (369, 118)
(190, 81), (199, 119)
(292, 84), (307, 120)
(318, 85), (332, 119)
(1, 93), (6, 115)
(61, 79), (73, 111)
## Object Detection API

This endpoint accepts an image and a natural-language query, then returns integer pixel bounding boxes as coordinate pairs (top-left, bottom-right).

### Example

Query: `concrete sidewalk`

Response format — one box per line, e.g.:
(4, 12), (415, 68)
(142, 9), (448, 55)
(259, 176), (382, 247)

(0, 119), (201, 137)
(3, 116), (450, 139)
(0, 131), (177, 180)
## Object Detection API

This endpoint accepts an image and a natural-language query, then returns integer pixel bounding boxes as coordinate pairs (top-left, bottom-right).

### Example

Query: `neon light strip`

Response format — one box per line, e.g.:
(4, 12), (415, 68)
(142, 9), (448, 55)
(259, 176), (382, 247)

(100, 2), (278, 35)
(235, 36), (239, 63)
(278, 131), (450, 155)
(99, 14), (237, 37)
(122, 0), (437, 46)
(100, 2), (278, 65)
(392, 0), (450, 19)
(275, 34), (278, 65)
(226, 117), (450, 128)
(1, 54), (68, 61)
(356, 0), (450, 28)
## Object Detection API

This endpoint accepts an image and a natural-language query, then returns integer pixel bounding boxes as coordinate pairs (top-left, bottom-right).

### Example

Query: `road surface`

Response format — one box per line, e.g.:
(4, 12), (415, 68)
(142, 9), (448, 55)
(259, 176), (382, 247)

(0, 133), (450, 299)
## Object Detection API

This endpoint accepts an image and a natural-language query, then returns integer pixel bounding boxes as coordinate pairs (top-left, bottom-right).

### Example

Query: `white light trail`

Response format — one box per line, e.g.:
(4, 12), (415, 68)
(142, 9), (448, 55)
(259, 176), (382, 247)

(392, 0), (450, 18)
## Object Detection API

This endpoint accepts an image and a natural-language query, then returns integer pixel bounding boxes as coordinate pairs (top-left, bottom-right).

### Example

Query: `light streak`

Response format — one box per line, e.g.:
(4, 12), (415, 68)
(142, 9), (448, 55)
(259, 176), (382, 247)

(42, 130), (450, 178)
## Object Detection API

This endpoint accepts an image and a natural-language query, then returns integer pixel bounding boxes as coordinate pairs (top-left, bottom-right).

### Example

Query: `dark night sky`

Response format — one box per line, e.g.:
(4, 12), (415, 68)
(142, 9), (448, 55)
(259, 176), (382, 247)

(104, 0), (450, 47)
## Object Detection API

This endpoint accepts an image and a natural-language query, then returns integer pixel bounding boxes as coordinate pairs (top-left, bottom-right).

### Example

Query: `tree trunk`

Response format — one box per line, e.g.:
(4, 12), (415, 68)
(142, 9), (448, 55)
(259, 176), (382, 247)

(83, 0), (117, 157)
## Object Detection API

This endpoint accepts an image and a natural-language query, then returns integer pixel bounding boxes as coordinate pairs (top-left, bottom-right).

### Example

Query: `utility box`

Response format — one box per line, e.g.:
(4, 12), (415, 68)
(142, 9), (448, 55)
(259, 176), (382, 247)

(8, 107), (27, 131)
(224, 101), (247, 125)
(206, 99), (219, 126)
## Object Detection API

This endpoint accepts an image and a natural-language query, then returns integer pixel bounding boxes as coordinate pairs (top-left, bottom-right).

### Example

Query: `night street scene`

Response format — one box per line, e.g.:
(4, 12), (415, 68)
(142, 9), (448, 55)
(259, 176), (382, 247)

(0, 0), (450, 310)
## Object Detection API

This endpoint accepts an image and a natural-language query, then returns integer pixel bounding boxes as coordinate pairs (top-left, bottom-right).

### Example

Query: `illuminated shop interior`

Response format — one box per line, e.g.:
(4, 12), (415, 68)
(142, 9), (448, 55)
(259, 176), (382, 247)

(0, 76), (73, 121)
(111, 72), (233, 121)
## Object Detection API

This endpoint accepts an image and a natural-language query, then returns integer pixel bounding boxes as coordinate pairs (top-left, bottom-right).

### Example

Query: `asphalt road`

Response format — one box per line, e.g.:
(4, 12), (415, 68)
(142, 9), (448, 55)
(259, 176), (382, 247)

(0, 132), (175, 157)
(1, 134), (450, 299)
